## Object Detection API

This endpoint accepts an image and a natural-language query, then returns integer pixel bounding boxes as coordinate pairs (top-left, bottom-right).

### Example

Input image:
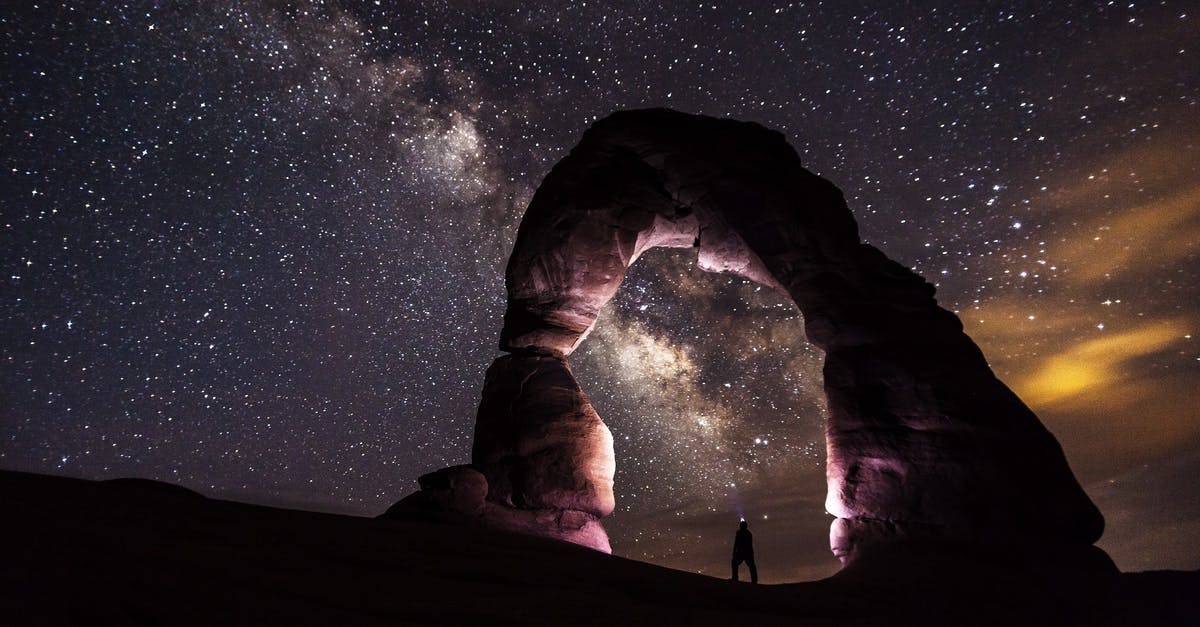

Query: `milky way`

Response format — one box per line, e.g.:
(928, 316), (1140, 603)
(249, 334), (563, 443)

(2, 2), (1197, 581)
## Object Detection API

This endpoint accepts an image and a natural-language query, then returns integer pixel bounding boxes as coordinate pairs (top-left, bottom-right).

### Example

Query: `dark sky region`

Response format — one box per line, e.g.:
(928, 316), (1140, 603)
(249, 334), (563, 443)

(2, 1), (1197, 583)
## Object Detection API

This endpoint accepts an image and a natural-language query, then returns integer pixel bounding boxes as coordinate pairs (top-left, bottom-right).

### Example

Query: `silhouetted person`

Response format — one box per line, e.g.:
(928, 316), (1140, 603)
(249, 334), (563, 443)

(730, 519), (758, 583)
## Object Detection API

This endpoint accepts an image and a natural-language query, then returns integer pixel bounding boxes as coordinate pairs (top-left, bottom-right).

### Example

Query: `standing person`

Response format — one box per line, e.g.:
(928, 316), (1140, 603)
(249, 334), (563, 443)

(730, 519), (758, 583)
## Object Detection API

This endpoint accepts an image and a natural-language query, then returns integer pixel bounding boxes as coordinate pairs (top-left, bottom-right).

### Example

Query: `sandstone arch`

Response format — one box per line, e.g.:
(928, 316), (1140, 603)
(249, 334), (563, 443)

(408, 109), (1104, 565)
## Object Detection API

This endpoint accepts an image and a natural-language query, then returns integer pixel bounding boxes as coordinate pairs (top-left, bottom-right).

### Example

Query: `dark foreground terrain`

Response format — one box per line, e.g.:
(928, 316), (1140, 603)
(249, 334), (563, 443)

(1, 470), (1195, 626)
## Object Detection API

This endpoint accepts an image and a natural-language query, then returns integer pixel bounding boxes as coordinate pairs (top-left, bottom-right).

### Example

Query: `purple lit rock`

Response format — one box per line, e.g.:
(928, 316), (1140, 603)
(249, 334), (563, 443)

(410, 108), (1104, 565)
(382, 464), (611, 553)
(472, 353), (615, 520)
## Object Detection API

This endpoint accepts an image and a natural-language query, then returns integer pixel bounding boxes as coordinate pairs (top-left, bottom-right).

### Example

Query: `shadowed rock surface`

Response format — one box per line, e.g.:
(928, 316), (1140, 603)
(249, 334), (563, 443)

(2, 471), (1196, 626)
(410, 108), (1104, 566)
(383, 463), (611, 552)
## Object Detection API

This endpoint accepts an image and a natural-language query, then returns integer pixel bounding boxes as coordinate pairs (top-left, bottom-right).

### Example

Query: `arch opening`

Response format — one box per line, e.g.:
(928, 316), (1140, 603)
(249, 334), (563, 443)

(566, 247), (829, 569)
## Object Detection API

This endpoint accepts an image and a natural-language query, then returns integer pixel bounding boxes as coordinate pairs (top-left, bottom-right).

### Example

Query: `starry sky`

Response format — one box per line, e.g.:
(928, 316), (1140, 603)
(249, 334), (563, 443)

(2, 1), (1197, 583)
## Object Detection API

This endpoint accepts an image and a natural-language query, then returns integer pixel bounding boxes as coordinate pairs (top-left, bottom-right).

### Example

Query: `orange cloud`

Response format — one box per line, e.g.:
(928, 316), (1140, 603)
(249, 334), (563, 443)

(962, 124), (1200, 419)
(1012, 319), (1189, 410)
(1032, 119), (1200, 286)
(1050, 185), (1200, 284)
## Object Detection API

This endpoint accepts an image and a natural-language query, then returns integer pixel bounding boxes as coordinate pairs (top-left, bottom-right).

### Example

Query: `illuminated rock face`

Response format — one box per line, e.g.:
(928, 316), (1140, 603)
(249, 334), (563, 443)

(425, 109), (1103, 561)
(473, 355), (615, 526)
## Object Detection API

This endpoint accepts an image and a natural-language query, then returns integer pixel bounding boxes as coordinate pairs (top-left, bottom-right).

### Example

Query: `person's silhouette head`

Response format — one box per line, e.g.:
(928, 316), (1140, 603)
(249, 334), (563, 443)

(739, 520), (748, 530)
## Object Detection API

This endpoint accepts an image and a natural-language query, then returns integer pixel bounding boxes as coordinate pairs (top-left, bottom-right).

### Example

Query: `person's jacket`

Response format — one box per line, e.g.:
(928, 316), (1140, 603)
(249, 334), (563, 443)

(733, 528), (753, 556)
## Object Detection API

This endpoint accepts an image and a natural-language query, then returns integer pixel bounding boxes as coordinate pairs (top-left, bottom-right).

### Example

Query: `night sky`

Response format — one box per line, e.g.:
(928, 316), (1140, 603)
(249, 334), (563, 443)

(2, 1), (1197, 583)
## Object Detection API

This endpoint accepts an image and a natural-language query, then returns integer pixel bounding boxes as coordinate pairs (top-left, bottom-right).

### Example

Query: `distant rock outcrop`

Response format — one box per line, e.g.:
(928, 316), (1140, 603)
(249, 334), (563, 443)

(403, 108), (1105, 566)
(104, 477), (207, 500)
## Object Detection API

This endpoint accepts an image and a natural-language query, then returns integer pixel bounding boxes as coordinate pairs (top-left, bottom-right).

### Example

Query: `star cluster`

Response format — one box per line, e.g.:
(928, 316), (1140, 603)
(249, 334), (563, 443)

(2, 1), (1197, 581)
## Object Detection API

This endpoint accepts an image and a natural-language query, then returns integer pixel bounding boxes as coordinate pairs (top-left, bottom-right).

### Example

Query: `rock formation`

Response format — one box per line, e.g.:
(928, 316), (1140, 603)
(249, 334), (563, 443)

(403, 108), (1105, 566)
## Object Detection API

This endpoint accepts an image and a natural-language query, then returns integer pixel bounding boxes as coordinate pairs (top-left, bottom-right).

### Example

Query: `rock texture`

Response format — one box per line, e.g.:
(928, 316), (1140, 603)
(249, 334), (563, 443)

(472, 354), (615, 519)
(383, 464), (610, 552)
(411, 108), (1105, 564)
